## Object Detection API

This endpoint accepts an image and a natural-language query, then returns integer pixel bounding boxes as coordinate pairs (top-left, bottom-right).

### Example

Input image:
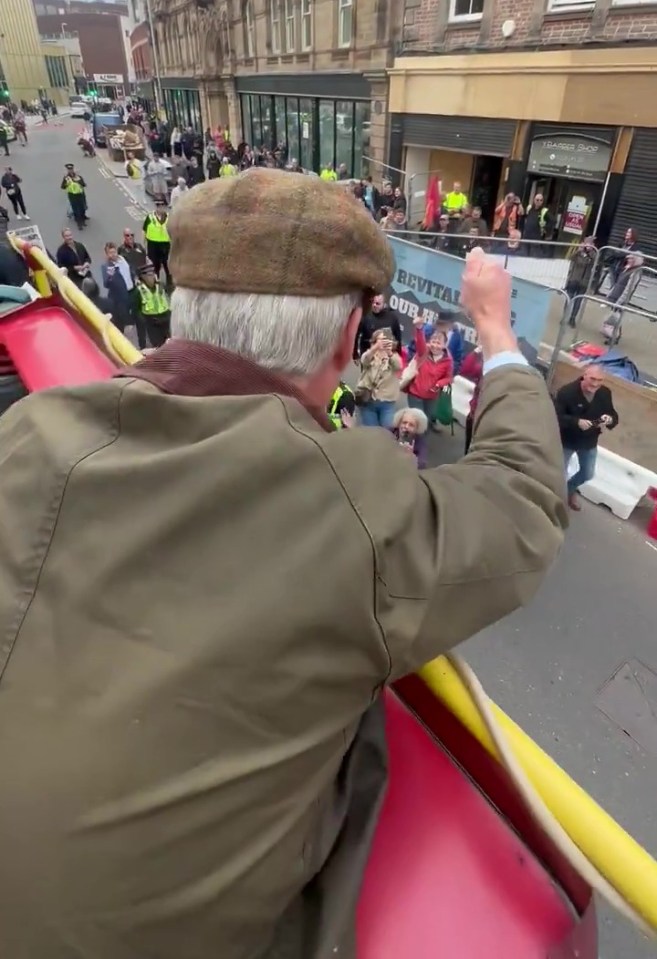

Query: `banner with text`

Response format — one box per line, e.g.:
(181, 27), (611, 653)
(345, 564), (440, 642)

(387, 236), (554, 365)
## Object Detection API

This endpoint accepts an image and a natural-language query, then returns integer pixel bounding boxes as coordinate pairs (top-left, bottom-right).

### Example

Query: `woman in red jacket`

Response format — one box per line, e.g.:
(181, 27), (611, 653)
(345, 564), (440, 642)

(406, 314), (454, 423)
(460, 346), (484, 454)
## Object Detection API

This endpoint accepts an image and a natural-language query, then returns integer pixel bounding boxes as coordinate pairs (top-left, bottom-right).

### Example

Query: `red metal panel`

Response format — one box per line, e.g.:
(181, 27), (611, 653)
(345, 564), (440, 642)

(0, 300), (116, 391)
(357, 693), (595, 959)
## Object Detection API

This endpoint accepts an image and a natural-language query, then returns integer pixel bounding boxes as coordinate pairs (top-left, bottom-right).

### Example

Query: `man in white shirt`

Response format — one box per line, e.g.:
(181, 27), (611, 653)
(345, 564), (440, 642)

(170, 176), (189, 208)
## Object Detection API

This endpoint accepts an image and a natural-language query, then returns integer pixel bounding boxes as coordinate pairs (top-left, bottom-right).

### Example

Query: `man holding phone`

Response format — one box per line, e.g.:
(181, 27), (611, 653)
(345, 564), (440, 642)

(554, 364), (619, 511)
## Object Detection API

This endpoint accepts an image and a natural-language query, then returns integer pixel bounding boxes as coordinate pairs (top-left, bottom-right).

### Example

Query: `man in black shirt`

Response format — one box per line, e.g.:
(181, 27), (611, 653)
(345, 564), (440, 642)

(554, 364), (619, 511)
(118, 227), (148, 279)
(55, 228), (91, 287)
(353, 294), (402, 362)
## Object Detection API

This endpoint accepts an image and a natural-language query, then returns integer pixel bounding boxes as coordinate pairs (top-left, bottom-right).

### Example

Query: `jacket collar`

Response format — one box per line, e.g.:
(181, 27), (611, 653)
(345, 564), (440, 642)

(115, 339), (334, 433)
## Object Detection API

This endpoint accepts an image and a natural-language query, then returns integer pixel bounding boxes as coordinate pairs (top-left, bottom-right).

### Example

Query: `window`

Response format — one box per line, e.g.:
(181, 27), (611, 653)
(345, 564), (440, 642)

(319, 99), (335, 167)
(301, 0), (312, 49)
(354, 100), (370, 177)
(338, 0), (353, 47)
(270, 0), (281, 53)
(335, 101), (355, 177)
(611, 0), (657, 4)
(546, 0), (593, 9)
(244, 0), (255, 57)
(284, 0), (295, 50)
(448, 0), (484, 21)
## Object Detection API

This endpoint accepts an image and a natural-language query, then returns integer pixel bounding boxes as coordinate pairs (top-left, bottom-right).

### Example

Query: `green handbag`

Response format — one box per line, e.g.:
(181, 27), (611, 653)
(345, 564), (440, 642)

(431, 386), (453, 427)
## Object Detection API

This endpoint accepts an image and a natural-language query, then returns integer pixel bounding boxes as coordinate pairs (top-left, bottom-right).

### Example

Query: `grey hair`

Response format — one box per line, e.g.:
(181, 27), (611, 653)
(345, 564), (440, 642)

(393, 407), (429, 435)
(170, 288), (361, 376)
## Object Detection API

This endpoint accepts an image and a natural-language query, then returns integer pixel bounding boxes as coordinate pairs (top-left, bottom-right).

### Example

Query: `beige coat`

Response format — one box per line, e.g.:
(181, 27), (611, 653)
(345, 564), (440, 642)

(358, 347), (402, 402)
(0, 342), (567, 959)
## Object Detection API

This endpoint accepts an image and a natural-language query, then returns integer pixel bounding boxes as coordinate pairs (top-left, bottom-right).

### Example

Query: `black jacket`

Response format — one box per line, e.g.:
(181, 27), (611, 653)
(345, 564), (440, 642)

(56, 241), (91, 286)
(554, 378), (619, 451)
(353, 307), (403, 359)
(0, 241), (29, 287)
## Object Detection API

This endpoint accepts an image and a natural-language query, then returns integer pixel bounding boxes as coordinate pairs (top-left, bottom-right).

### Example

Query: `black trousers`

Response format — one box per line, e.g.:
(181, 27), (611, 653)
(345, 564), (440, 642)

(68, 192), (86, 227)
(147, 242), (171, 284)
(110, 294), (148, 350)
(7, 190), (26, 215)
(0, 139), (8, 156)
(144, 311), (171, 348)
(465, 414), (474, 455)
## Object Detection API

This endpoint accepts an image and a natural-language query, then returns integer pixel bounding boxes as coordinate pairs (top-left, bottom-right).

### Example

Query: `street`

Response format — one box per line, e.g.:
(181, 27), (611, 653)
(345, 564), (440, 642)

(6, 117), (657, 958)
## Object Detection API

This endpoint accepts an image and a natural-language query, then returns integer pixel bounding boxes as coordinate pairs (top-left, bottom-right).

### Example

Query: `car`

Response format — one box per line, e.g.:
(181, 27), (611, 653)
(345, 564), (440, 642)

(0, 120), (16, 143)
(69, 98), (88, 119)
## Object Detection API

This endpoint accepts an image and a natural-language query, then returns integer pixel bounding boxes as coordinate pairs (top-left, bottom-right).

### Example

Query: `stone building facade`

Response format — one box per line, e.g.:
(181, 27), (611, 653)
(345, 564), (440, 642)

(150, 0), (402, 177)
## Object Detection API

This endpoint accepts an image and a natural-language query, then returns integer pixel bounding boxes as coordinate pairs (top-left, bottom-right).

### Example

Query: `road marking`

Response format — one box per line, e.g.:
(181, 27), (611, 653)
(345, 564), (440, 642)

(99, 167), (111, 179)
(646, 541), (657, 552)
(125, 205), (144, 221)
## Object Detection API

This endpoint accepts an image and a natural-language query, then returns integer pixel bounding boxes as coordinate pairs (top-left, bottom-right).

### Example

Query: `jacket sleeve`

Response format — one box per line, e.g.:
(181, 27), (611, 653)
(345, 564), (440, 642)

(603, 388), (620, 429)
(414, 327), (427, 358)
(553, 384), (579, 431)
(435, 355), (454, 388)
(353, 318), (365, 359)
(391, 318), (403, 353)
(363, 365), (568, 680)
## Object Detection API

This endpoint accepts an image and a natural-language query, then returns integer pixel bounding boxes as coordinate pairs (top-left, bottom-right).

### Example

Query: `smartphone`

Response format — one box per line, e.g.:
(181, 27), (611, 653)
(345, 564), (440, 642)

(398, 429), (414, 445)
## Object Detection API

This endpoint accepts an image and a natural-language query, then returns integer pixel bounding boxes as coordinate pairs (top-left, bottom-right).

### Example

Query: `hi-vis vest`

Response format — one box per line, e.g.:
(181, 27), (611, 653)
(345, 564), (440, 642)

(137, 282), (169, 316)
(144, 214), (170, 244)
(65, 176), (84, 195)
(444, 191), (468, 214)
(538, 207), (548, 230)
(327, 383), (353, 429)
(220, 163), (237, 177)
(320, 169), (337, 182)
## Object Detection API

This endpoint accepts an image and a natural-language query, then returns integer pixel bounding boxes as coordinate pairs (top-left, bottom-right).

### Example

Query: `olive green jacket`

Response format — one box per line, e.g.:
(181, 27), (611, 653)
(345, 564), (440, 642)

(0, 342), (567, 959)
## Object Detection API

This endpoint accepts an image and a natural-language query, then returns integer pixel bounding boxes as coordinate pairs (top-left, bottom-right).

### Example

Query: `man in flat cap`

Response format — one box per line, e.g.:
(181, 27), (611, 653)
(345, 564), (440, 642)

(0, 169), (567, 959)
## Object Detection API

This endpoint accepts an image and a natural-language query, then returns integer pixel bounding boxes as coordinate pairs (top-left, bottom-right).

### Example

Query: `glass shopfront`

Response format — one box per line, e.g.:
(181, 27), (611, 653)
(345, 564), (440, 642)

(240, 93), (370, 177)
(162, 87), (203, 131)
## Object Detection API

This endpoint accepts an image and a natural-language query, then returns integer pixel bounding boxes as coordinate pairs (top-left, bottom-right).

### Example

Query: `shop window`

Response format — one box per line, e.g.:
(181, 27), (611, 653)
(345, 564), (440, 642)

(354, 100), (370, 178)
(286, 97), (300, 164)
(448, 0), (484, 21)
(243, 0), (255, 57)
(547, 0), (593, 8)
(260, 95), (274, 148)
(299, 97), (313, 171)
(319, 100), (336, 168)
(335, 101), (354, 177)
(338, 0), (353, 47)
(274, 96), (287, 148)
(250, 94), (262, 145)
(284, 0), (296, 51)
(241, 93), (253, 144)
(301, 0), (312, 50)
(270, 0), (282, 53)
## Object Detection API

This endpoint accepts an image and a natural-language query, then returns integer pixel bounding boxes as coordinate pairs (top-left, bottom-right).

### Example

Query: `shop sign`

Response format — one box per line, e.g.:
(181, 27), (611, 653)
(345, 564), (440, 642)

(93, 73), (123, 84)
(386, 237), (553, 366)
(528, 134), (611, 183)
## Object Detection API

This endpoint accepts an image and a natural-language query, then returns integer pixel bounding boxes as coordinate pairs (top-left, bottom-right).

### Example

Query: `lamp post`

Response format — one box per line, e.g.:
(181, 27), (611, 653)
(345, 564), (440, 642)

(143, 0), (162, 116)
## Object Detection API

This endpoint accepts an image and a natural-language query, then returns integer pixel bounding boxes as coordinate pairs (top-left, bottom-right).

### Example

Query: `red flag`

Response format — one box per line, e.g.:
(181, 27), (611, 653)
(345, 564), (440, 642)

(423, 175), (440, 229)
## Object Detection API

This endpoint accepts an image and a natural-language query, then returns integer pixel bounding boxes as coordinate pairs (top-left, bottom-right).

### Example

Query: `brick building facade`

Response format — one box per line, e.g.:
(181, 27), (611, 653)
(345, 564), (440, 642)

(150, 0), (402, 177)
(390, 0), (657, 253)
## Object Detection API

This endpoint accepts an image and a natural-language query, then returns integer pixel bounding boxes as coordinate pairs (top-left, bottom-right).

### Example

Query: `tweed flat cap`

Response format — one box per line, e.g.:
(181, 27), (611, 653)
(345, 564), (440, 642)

(168, 168), (395, 297)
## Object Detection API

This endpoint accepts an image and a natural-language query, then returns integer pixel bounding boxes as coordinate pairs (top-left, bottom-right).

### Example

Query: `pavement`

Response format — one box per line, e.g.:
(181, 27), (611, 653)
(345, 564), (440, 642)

(6, 117), (657, 958)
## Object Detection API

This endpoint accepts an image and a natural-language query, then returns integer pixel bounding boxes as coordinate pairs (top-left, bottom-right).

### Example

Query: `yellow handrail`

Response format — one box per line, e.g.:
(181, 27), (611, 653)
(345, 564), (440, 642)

(8, 235), (143, 367)
(421, 656), (657, 932)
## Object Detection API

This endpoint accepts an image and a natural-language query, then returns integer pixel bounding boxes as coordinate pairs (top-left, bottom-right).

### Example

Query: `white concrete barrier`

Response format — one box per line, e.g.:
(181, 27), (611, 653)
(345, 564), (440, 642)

(455, 375), (657, 519)
(573, 448), (657, 520)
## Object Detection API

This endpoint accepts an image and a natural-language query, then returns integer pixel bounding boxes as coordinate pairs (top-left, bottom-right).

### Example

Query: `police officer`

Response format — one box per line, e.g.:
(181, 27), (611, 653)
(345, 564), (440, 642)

(142, 200), (171, 287)
(60, 163), (87, 229)
(135, 263), (171, 347)
(326, 380), (355, 429)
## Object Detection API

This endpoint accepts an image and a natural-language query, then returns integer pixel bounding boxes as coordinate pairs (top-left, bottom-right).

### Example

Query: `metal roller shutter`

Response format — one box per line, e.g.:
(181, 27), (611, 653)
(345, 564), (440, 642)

(610, 129), (657, 259)
(402, 114), (516, 157)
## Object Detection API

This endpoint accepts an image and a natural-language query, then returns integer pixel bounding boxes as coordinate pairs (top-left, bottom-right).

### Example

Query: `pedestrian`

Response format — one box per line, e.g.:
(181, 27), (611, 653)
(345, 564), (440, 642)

(554, 363), (619, 511)
(135, 263), (171, 347)
(353, 293), (402, 361)
(522, 192), (553, 256)
(0, 207), (30, 287)
(0, 123), (9, 157)
(1, 167), (29, 220)
(101, 241), (145, 347)
(61, 163), (87, 229)
(391, 407), (429, 468)
(404, 315), (454, 425)
(13, 109), (27, 147)
(356, 328), (402, 428)
(143, 200), (172, 287)
(326, 379), (355, 430)
(144, 153), (168, 203)
(0, 169), (568, 959)
(186, 155), (205, 187)
(206, 145), (221, 180)
(565, 236), (597, 328)
(169, 176), (189, 208)
(55, 228), (91, 287)
(220, 156), (237, 177)
(493, 193), (522, 238)
(118, 227), (148, 277)
(81, 275), (113, 315)
(460, 346), (484, 454)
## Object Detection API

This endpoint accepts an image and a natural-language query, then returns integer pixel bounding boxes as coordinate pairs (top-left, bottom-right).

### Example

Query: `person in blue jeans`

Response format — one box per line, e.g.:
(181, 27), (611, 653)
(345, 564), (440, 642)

(357, 328), (401, 428)
(553, 364), (619, 510)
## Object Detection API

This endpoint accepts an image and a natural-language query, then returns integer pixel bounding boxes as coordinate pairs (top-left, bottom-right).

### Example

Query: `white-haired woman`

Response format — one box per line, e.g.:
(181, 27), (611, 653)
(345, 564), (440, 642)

(391, 407), (428, 468)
